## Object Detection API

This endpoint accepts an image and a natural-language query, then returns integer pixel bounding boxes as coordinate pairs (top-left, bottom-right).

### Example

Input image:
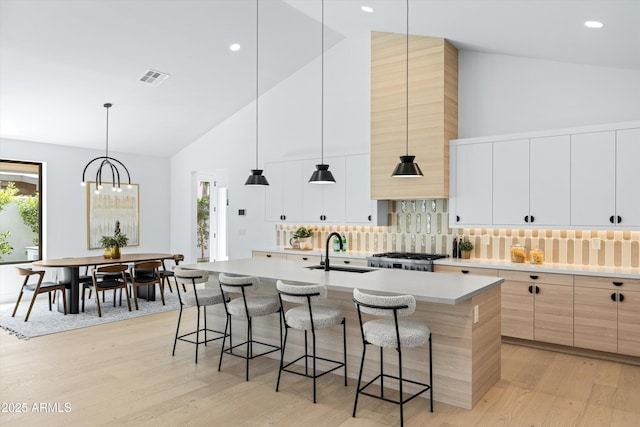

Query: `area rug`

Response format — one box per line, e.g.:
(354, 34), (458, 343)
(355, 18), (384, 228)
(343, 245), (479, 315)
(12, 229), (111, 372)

(0, 290), (180, 339)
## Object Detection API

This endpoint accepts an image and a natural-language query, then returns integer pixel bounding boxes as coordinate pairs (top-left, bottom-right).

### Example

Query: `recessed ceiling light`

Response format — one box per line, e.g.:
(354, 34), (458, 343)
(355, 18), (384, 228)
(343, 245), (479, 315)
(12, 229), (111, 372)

(584, 20), (604, 29)
(361, 6), (374, 13)
(230, 43), (241, 51)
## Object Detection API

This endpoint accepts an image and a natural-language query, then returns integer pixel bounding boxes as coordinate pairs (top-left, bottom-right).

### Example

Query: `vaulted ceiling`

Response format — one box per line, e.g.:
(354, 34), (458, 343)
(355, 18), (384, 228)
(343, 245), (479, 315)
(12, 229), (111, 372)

(1, 0), (638, 157)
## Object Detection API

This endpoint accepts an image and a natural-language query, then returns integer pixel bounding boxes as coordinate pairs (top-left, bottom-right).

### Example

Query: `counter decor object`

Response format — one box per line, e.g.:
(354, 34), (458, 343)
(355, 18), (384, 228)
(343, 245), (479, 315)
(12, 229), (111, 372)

(530, 249), (544, 264)
(292, 227), (314, 250)
(459, 239), (473, 259)
(510, 244), (526, 263)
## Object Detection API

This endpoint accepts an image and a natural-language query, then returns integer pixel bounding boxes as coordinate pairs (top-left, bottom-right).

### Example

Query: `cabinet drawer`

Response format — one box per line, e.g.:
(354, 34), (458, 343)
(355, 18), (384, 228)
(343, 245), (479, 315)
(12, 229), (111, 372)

(285, 254), (321, 263)
(435, 265), (498, 276)
(498, 270), (573, 286)
(252, 251), (286, 260)
(574, 275), (640, 291)
(332, 257), (368, 267)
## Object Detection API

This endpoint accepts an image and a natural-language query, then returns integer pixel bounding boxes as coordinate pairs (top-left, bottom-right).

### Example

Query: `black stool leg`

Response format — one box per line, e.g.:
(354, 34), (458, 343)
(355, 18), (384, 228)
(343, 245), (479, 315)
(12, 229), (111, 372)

(195, 305), (201, 364)
(380, 347), (384, 399)
(353, 344), (367, 417)
(343, 319), (347, 386)
(429, 334), (433, 412)
(312, 330), (317, 404)
(218, 314), (230, 372)
(398, 346), (404, 427)
(172, 306), (183, 356)
(276, 326), (289, 392)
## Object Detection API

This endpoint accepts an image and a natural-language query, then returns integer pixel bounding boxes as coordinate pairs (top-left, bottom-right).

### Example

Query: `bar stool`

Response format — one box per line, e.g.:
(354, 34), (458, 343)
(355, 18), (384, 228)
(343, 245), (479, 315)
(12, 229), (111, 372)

(173, 268), (228, 363)
(218, 273), (282, 381)
(275, 280), (347, 403)
(352, 288), (433, 427)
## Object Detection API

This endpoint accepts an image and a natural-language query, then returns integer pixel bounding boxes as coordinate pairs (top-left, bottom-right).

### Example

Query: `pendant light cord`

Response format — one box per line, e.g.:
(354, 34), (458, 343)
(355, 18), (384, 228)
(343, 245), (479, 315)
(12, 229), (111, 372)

(255, 0), (259, 169)
(321, 0), (325, 164)
(405, 0), (409, 156)
(105, 103), (111, 158)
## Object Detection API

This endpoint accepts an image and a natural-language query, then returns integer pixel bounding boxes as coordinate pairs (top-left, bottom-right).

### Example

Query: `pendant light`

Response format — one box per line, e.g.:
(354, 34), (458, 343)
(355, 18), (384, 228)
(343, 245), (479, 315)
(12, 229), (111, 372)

(391, 0), (423, 178)
(309, 0), (335, 184)
(81, 103), (132, 192)
(245, 0), (269, 186)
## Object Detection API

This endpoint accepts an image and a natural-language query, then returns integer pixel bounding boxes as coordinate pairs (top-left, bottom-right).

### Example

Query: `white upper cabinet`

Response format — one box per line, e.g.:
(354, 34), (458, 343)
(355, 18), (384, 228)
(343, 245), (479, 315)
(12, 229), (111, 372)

(302, 156), (346, 224)
(570, 131), (616, 227)
(264, 160), (303, 222)
(616, 128), (640, 227)
(451, 121), (639, 230)
(492, 139), (529, 225)
(529, 135), (571, 226)
(451, 142), (493, 226)
(345, 154), (373, 223)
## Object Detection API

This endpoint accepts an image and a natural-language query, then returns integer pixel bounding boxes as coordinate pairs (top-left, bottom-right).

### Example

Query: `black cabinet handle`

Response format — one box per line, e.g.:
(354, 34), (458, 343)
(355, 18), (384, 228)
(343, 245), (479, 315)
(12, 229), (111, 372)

(344, 260), (351, 264)
(617, 216), (622, 224)
(535, 286), (540, 294)
(266, 254), (272, 258)
(528, 285), (533, 294)
(619, 293), (625, 302)
(456, 215), (460, 222)
(461, 270), (469, 274)
(610, 215), (615, 224)
(368, 215), (372, 221)
(530, 215), (535, 223)
(524, 215), (529, 223)
(613, 281), (623, 287)
(611, 293), (617, 302)
(530, 275), (539, 280)
(302, 257), (308, 261)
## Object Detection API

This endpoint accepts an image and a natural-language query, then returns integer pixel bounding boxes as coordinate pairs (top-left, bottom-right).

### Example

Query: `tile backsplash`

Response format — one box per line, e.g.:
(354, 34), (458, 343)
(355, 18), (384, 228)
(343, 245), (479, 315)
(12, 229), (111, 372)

(276, 200), (640, 268)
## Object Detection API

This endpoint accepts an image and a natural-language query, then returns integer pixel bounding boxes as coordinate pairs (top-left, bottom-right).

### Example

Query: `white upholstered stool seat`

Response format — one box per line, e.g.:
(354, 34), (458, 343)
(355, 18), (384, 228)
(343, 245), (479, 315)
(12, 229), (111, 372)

(363, 319), (430, 348)
(352, 288), (433, 426)
(172, 268), (228, 364)
(218, 273), (282, 381)
(276, 280), (347, 403)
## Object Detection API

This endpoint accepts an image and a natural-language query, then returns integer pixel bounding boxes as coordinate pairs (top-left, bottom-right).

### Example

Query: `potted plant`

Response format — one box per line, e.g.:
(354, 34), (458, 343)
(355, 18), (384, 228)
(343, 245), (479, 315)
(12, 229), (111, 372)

(459, 239), (473, 259)
(292, 226), (314, 250)
(100, 233), (129, 259)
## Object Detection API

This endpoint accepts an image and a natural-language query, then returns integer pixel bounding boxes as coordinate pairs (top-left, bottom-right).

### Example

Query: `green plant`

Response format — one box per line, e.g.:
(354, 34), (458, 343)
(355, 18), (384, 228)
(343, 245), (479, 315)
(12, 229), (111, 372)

(0, 230), (13, 259)
(196, 194), (210, 260)
(17, 194), (39, 245)
(459, 240), (474, 251)
(293, 226), (313, 239)
(0, 182), (18, 260)
(99, 233), (129, 248)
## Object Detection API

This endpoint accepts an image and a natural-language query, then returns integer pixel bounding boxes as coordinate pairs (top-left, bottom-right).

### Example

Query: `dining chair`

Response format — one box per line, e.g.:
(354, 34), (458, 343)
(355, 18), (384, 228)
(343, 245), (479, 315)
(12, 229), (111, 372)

(12, 267), (67, 321)
(91, 264), (131, 317)
(130, 261), (164, 310)
(159, 254), (184, 293)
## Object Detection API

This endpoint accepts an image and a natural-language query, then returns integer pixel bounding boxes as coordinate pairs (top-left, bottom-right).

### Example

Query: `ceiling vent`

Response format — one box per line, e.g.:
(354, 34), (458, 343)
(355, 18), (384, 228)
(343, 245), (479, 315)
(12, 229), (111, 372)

(138, 69), (170, 87)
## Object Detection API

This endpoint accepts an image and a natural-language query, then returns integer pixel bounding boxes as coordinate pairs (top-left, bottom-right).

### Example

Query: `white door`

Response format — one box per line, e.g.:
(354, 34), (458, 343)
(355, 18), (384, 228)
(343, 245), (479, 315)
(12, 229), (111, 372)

(492, 139), (529, 226)
(530, 135), (571, 226)
(571, 131), (616, 227)
(616, 128), (640, 227)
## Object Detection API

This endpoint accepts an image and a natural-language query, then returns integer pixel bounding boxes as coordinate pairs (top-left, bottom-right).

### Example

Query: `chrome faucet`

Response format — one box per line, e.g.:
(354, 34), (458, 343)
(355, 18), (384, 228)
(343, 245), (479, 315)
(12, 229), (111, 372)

(324, 232), (343, 271)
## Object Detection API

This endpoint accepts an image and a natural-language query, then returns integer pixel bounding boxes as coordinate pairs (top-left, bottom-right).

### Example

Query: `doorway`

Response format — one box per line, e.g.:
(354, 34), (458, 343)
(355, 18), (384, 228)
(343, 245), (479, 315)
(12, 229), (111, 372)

(195, 173), (227, 263)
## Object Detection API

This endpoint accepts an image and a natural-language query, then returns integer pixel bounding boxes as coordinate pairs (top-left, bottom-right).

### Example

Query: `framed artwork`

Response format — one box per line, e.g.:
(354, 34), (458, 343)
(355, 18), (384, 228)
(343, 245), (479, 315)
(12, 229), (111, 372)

(86, 182), (140, 249)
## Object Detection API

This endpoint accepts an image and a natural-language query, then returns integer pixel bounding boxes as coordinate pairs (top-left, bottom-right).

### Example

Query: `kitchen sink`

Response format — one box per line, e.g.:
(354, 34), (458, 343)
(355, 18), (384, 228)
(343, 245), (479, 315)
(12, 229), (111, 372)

(306, 265), (376, 273)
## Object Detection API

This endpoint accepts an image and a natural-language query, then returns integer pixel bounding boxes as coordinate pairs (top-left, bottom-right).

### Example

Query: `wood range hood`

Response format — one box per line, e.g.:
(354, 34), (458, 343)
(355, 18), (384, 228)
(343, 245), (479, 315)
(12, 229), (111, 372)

(370, 31), (458, 200)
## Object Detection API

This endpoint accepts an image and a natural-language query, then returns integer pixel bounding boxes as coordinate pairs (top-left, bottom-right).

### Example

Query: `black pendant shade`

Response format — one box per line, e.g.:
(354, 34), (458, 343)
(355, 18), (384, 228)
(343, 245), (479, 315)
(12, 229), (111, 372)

(245, 0), (269, 186)
(391, 0), (423, 178)
(391, 155), (423, 177)
(309, 164), (335, 184)
(245, 169), (269, 186)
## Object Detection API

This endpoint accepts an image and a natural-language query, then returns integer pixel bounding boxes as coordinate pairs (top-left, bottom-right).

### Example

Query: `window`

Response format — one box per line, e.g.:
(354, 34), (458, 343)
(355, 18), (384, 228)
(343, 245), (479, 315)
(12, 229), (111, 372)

(0, 160), (43, 264)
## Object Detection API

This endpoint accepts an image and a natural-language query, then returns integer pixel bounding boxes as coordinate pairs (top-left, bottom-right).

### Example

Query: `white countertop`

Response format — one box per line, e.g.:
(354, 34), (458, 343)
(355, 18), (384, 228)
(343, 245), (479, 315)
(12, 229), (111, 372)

(435, 258), (640, 280)
(183, 258), (503, 305)
(253, 247), (369, 259)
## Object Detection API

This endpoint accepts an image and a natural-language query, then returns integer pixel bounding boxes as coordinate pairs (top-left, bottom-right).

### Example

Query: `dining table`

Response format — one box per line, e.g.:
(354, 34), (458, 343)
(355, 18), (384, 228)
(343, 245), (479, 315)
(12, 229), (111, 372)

(33, 253), (175, 314)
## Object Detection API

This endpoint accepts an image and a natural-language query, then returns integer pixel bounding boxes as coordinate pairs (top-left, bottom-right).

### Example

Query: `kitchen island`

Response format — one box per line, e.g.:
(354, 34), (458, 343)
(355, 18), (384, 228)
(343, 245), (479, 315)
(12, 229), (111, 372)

(187, 258), (504, 409)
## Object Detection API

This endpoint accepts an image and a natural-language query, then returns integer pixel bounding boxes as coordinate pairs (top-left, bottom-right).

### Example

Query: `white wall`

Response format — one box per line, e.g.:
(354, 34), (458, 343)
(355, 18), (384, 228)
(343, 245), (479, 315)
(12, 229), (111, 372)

(0, 138), (170, 302)
(458, 51), (640, 138)
(170, 35), (640, 262)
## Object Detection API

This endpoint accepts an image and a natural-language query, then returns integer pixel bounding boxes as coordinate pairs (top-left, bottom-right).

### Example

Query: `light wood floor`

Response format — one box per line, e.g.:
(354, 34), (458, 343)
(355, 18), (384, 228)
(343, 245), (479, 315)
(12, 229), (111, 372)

(1, 309), (639, 427)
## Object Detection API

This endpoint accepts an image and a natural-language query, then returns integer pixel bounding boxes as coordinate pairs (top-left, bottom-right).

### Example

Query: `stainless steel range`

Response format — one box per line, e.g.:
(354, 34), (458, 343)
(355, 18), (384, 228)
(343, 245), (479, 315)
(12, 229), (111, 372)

(366, 252), (449, 272)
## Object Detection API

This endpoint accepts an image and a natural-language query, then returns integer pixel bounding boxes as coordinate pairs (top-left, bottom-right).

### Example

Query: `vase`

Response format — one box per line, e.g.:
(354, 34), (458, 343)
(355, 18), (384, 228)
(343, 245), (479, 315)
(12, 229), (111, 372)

(103, 248), (112, 259)
(299, 237), (313, 250)
(111, 246), (121, 259)
(461, 250), (471, 259)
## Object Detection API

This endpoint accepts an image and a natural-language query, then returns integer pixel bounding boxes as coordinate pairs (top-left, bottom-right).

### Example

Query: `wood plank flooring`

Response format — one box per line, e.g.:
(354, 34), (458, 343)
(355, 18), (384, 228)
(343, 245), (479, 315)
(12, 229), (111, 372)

(1, 309), (639, 426)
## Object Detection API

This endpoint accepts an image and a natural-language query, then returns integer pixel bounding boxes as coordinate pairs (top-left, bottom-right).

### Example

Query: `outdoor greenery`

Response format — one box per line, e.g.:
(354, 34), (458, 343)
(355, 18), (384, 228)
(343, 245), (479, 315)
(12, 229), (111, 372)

(16, 194), (39, 245)
(0, 182), (19, 260)
(197, 194), (210, 261)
